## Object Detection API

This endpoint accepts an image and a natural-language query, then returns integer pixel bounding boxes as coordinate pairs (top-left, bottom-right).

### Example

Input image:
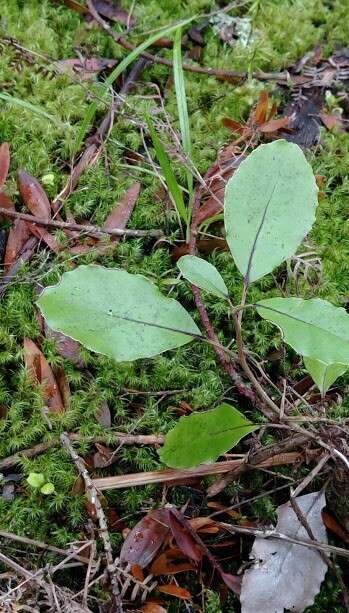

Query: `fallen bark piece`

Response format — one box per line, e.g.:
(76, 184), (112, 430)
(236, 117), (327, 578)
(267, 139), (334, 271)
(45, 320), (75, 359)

(240, 491), (328, 613)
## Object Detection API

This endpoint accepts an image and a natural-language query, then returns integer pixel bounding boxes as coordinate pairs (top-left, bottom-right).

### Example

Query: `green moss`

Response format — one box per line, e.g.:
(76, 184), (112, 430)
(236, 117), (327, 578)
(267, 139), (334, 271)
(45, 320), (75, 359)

(0, 0), (348, 608)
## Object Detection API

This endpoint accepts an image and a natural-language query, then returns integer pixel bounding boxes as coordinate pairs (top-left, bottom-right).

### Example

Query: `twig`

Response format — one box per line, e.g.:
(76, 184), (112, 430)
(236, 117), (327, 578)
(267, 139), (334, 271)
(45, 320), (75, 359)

(60, 433), (122, 610)
(85, 0), (288, 84)
(0, 432), (164, 471)
(0, 208), (163, 239)
(219, 522), (349, 559)
(92, 450), (319, 491)
(208, 434), (310, 496)
(82, 540), (97, 609)
(0, 531), (89, 564)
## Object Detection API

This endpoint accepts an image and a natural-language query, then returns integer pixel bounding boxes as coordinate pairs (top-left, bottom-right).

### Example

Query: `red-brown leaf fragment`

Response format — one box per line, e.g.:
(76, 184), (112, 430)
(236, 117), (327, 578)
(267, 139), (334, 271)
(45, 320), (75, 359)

(322, 511), (349, 545)
(56, 57), (117, 80)
(27, 223), (60, 253)
(0, 143), (10, 189)
(259, 116), (291, 132)
(17, 170), (51, 220)
(23, 338), (64, 413)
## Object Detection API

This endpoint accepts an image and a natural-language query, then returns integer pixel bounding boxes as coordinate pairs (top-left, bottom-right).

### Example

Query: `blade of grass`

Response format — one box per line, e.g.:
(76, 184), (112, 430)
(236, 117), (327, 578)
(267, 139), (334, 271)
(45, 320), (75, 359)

(74, 16), (195, 155)
(173, 28), (193, 218)
(148, 118), (187, 224)
(0, 92), (66, 128)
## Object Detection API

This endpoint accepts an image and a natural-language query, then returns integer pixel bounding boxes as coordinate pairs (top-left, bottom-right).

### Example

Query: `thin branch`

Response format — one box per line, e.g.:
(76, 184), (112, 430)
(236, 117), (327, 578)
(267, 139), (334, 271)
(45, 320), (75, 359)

(219, 522), (349, 559)
(0, 208), (163, 239)
(85, 0), (288, 84)
(61, 432), (123, 610)
(0, 432), (164, 471)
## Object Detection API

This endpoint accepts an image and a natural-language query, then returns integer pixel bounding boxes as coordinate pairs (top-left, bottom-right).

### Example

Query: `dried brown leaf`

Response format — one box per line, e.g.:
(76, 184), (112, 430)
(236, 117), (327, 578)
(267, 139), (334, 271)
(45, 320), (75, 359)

(150, 547), (196, 576)
(23, 338), (64, 413)
(27, 223), (60, 253)
(103, 182), (141, 242)
(0, 190), (15, 213)
(322, 511), (349, 545)
(56, 57), (117, 80)
(167, 510), (203, 562)
(96, 400), (111, 427)
(259, 116), (291, 133)
(92, 0), (136, 26)
(319, 112), (341, 130)
(45, 323), (84, 367)
(157, 584), (192, 600)
(254, 91), (269, 125)
(0, 143), (10, 189)
(141, 603), (167, 613)
(120, 509), (170, 568)
(17, 170), (51, 220)
(4, 219), (30, 273)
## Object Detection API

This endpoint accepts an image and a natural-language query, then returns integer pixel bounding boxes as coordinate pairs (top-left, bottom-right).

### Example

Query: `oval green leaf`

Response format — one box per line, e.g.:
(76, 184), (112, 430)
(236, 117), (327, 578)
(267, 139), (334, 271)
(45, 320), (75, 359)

(304, 357), (347, 396)
(178, 255), (229, 299)
(224, 140), (318, 285)
(257, 297), (349, 365)
(159, 403), (257, 469)
(37, 265), (200, 362)
(27, 472), (46, 489)
(40, 482), (55, 495)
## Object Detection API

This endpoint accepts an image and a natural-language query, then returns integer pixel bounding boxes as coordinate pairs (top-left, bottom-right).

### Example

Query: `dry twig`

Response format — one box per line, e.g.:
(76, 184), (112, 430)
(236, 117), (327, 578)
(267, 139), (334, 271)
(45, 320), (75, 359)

(60, 433), (123, 610)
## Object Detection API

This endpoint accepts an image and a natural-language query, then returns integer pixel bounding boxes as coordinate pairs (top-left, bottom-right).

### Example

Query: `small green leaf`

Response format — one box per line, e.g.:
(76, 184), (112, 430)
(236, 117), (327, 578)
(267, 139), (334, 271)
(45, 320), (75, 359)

(40, 482), (55, 495)
(304, 357), (347, 396)
(224, 140), (318, 285)
(37, 265), (200, 362)
(256, 297), (349, 364)
(159, 403), (257, 469)
(178, 255), (229, 299)
(27, 472), (46, 489)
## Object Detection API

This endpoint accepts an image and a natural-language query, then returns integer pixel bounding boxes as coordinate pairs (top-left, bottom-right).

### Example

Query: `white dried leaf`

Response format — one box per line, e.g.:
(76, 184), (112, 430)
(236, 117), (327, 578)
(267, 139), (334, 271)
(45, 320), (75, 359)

(241, 491), (328, 613)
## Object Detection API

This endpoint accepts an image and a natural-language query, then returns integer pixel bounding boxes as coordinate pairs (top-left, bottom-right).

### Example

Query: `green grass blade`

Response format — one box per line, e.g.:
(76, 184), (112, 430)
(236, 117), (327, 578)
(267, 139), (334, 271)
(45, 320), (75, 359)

(173, 28), (193, 201)
(148, 119), (187, 223)
(0, 92), (66, 128)
(75, 16), (195, 154)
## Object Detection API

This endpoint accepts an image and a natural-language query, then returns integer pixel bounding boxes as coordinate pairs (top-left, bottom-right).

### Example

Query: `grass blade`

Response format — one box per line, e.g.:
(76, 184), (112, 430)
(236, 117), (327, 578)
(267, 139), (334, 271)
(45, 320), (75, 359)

(75, 16), (195, 154)
(0, 92), (66, 128)
(173, 28), (193, 203)
(148, 119), (187, 223)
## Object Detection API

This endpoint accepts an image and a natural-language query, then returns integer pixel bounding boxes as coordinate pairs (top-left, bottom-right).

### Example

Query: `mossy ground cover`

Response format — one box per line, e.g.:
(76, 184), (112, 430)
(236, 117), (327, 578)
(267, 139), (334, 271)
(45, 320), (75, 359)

(0, 0), (349, 610)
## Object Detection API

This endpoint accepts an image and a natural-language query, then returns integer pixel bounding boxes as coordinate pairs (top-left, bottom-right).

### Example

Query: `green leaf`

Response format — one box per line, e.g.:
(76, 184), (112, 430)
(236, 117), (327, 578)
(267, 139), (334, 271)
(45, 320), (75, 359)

(40, 482), (55, 495)
(304, 357), (347, 396)
(173, 28), (193, 200)
(159, 403), (257, 469)
(178, 255), (229, 299)
(256, 297), (349, 365)
(27, 472), (46, 489)
(148, 119), (187, 223)
(75, 16), (195, 153)
(224, 140), (318, 285)
(37, 265), (200, 362)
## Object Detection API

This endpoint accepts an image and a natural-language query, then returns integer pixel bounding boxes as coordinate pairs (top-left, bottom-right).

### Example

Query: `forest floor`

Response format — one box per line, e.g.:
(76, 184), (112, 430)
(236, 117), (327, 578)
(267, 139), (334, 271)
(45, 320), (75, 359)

(0, 0), (349, 611)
